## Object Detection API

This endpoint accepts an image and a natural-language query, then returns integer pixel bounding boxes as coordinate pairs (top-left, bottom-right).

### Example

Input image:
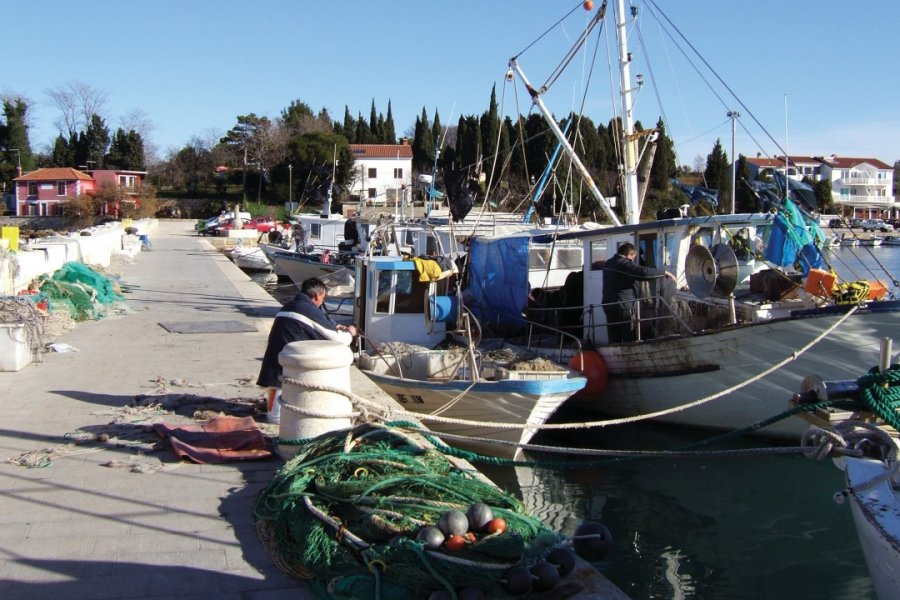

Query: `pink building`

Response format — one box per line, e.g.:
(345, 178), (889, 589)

(13, 167), (95, 216)
(13, 168), (146, 217)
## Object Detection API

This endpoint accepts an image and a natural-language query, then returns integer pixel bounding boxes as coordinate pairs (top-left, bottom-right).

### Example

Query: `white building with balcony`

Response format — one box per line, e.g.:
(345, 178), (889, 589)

(743, 154), (895, 218)
(347, 141), (413, 207)
(817, 155), (895, 219)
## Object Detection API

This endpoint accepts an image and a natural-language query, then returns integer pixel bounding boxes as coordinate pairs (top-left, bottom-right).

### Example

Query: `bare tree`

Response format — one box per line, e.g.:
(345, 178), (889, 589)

(692, 154), (705, 175)
(119, 107), (157, 166)
(45, 81), (109, 137)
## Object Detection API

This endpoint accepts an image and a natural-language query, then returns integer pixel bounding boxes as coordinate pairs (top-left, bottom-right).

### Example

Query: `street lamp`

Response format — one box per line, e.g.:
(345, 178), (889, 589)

(727, 111), (740, 214)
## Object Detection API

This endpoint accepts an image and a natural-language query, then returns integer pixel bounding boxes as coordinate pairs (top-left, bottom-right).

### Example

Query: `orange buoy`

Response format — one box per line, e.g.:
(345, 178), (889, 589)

(583, 0), (594, 10)
(568, 350), (608, 398)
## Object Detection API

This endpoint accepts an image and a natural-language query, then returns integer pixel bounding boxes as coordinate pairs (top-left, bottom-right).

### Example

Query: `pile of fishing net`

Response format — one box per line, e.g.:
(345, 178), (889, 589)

(254, 424), (569, 599)
(36, 262), (125, 321)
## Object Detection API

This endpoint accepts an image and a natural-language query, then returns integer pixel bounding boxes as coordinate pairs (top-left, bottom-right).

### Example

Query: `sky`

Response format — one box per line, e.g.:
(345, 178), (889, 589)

(4, 0), (899, 167)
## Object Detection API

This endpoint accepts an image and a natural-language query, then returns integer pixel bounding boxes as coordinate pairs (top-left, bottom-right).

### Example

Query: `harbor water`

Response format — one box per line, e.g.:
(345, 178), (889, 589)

(252, 244), (899, 600)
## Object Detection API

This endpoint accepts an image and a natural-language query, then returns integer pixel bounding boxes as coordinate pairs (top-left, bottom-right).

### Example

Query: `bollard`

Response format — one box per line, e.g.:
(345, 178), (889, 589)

(277, 339), (353, 459)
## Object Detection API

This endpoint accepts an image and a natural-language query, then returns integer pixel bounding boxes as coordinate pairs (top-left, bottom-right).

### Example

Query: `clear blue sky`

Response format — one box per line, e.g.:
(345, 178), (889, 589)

(5, 0), (899, 166)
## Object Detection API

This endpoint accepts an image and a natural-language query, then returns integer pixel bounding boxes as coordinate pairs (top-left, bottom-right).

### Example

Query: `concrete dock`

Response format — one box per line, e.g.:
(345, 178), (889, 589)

(0, 220), (628, 600)
(0, 220), (390, 599)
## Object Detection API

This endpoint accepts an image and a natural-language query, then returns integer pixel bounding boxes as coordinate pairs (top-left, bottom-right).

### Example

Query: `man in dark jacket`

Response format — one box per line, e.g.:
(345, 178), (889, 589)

(257, 278), (357, 391)
(602, 242), (675, 343)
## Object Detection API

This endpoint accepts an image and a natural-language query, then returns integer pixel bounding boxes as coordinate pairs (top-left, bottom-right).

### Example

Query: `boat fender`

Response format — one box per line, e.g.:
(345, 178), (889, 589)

(568, 350), (608, 398)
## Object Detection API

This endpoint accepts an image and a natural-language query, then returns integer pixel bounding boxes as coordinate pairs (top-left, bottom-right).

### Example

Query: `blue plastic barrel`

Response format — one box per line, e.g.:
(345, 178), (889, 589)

(428, 295), (458, 323)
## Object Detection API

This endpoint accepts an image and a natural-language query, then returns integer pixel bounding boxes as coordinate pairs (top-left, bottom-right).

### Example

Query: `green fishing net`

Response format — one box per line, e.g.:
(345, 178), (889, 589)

(254, 424), (564, 599)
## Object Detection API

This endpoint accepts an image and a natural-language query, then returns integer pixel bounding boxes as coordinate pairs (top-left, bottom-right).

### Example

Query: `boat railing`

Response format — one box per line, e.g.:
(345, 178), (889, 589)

(582, 294), (695, 342)
(469, 303), (584, 369)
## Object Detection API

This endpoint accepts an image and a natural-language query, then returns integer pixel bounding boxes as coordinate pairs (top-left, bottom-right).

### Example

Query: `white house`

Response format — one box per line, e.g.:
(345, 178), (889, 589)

(347, 141), (413, 206)
(817, 155), (895, 220)
(743, 154), (895, 219)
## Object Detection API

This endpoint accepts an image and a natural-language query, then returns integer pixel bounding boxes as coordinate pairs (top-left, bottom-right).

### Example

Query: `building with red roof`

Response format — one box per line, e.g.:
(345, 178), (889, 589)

(744, 153), (895, 219)
(348, 141), (413, 207)
(13, 167), (146, 217)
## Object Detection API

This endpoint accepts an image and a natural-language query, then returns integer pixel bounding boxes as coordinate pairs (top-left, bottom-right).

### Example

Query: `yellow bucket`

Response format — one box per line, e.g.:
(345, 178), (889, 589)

(1, 226), (19, 252)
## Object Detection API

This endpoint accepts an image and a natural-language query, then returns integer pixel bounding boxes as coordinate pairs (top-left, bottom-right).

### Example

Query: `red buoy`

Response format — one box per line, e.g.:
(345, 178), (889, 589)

(584, 0), (595, 11)
(568, 350), (608, 398)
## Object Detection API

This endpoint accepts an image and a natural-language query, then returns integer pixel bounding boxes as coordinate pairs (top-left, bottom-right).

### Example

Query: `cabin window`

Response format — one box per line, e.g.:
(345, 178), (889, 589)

(375, 270), (426, 314)
(425, 236), (437, 256)
(730, 228), (754, 261)
(529, 248), (550, 269)
(309, 223), (321, 239)
(368, 168), (377, 179)
(393, 168), (403, 178)
(637, 236), (658, 268)
(57, 181), (66, 196)
(555, 247), (583, 269)
(589, 240), (608, 270)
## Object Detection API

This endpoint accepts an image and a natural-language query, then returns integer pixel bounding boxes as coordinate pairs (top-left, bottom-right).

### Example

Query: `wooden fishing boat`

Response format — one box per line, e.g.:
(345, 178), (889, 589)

(354, 223), (587, 459)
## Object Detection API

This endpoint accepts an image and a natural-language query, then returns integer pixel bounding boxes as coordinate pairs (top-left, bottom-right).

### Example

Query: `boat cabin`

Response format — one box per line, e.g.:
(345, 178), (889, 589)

(353, 256), (456, 350)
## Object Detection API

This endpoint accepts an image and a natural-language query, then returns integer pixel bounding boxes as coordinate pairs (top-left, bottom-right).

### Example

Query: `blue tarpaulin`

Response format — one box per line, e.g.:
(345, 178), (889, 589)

(467, 235), (530, 325)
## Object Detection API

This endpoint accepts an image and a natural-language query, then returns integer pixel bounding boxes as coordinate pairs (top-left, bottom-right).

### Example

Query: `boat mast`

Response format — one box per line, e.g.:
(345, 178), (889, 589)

(509, 59), (621, 227)
(615, 0), (640, 225)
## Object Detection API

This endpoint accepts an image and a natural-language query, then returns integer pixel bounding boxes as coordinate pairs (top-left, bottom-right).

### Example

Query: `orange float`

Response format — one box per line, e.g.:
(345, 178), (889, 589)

(568, 350), (608, 398)
(584, 0), (594, 10)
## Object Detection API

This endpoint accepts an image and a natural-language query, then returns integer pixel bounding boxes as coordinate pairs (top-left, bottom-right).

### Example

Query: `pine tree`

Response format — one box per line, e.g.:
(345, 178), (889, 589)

(355, 113), (371, 143)
(106, 128), (146, 170)
(703, 138), (730, 212)
(456, 115), (481, 172)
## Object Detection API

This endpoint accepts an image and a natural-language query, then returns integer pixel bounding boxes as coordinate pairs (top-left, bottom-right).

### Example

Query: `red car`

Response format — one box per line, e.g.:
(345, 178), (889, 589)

(247, 216), (277, 233)
(207, 216), (277, 235)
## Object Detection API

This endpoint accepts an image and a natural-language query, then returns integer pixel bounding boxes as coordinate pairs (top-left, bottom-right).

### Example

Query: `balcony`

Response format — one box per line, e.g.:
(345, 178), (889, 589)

(832, 194), (896, 207)
(839, 176), (888, 186)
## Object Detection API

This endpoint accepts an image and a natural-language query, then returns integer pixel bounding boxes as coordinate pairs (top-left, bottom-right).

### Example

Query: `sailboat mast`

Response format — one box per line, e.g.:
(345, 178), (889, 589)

(615, 0), (640, 225)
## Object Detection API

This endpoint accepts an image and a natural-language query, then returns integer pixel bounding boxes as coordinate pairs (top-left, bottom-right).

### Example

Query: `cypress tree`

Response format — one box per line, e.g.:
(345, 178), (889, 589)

(384, 100), (396, 144)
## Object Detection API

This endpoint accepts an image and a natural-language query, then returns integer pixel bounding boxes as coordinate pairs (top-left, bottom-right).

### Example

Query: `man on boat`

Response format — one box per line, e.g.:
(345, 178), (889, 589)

(257, 277), (357, 421)
(602, 242), (675, 343)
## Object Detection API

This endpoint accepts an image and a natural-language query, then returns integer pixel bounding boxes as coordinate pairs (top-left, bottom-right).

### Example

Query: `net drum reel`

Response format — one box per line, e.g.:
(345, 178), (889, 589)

(685, 243), (739, 323)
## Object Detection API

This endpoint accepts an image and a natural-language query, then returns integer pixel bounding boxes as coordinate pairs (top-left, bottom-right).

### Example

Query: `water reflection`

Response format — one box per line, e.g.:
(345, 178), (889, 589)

(478, 417), (875, 600)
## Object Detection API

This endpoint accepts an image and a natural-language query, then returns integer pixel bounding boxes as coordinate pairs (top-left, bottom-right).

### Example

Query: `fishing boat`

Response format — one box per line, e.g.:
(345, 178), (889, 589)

(260, 177), (373, 295)
(353, 222), (587, 459)
(224, 240), (272, 272)
(838, 437), (900, 600)
(464, 0), (900, 441)
(793, 352), (900, 600)
(859, 236), (884, 247)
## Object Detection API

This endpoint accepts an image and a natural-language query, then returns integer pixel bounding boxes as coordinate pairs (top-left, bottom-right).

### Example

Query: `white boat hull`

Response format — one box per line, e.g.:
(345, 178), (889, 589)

(229, 247), (271, 271)
(361, 369), (585, 459)
(570, 302), (900, 440)
(263, 246), (354, 293)
(841, 454), (900, 600)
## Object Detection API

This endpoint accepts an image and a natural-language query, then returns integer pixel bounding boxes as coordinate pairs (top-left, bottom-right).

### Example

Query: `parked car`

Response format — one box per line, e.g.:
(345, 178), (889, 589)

(849, 218), (864, 228)
(246, 216), (276, 233)
(197, 211), (252, 235)
(860, 219), (894, 233)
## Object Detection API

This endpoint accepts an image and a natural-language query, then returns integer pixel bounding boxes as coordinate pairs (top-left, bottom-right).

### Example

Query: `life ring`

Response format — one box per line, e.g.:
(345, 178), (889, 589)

(568, 350), (608, 398)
